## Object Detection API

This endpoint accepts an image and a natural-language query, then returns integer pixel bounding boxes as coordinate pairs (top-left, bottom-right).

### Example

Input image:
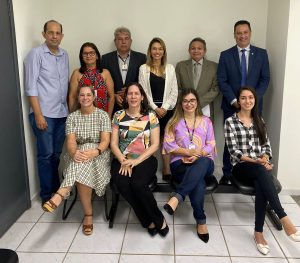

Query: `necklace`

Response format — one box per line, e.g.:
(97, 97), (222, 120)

(126, 110), (142, 120)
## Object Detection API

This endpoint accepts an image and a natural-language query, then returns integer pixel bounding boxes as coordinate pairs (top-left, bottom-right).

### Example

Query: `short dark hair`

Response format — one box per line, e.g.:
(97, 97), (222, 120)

(122, 82), (150, 115)
(234, 20), (251, 32)
(43, 20), (63, 33)
(188, 37), (206, 51)
(79, 42), (103, 74)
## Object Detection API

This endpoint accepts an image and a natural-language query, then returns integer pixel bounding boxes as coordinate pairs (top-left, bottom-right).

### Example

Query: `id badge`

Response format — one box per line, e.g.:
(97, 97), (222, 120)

(122, 64), (128, 71)
(188, 143), (196, 149)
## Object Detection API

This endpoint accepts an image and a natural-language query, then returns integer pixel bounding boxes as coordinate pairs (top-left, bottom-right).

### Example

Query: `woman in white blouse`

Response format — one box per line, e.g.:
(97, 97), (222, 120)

(139, 37), (178, 180)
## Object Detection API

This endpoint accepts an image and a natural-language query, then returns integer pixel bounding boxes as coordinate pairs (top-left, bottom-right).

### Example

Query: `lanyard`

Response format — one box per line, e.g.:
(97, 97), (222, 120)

(183, 117), (196, 143)
(118, 54), (129, 64)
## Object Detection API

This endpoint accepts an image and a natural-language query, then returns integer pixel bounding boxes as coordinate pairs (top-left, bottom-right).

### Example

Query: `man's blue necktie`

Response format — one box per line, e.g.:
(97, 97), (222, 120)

(240, 49), (247, 87)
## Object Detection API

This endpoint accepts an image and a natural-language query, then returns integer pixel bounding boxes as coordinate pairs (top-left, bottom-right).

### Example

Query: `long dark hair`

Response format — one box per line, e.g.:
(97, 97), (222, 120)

(238, 86), (267, 145)
(79, 42), (103, 74)
(167, 88), (201, 133)
(122, 82), (150, 115)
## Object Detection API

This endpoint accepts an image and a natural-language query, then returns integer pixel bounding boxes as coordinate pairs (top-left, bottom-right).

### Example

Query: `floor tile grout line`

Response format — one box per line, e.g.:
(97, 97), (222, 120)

(268, 225), (290, 260)
(118, 206), (131, 262)
(61, 216), (82, 263)
(172, 214), (176, 263)
(15, 210), (46, 252)
(212, 193), (232, 259)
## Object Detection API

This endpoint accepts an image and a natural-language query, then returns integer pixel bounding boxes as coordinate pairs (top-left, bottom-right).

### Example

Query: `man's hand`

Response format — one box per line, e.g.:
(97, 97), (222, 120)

(35, 114), (48, 130)
(155, 107), (167, 118)
(115, 93), (123, 107)
(115, 88), (126, 107)
(233, 101), (240, 109)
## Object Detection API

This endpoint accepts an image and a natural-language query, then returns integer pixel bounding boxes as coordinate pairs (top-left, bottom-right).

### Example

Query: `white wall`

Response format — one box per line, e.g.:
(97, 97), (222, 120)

(277, 0), (300, 193)
(13, 0), (273, 199)
(13, 0), (52, 199)
(265, 0), (290, 178)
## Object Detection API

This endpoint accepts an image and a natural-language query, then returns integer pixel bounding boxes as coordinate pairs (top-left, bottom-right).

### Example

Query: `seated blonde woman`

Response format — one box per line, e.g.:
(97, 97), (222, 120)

(43, 85), (111, 236)
(163, 88), (216, 243)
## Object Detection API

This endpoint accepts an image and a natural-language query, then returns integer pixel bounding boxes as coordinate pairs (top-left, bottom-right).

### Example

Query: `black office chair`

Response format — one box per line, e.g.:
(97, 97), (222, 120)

(106, 177), (158, 228)
(0, 249), (18, 263)
(227, 174), (283, 230)
(62, 187), (78, 220)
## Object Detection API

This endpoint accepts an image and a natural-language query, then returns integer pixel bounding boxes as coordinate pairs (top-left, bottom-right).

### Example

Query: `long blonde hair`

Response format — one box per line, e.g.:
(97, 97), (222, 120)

(146, 37), (167, 76)
(167, 88), (202, 133)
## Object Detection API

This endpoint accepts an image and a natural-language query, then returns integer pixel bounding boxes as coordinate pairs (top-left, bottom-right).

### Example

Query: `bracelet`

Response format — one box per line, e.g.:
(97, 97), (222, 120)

(97, 148), (102, 156)
(263, 154), (269, 161)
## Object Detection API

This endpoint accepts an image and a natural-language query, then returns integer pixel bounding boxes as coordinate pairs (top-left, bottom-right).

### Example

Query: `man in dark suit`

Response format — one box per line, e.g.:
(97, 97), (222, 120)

(217, 20), (270, 180)
(176, 37), (219, 121)
(102, 27), (146, 112)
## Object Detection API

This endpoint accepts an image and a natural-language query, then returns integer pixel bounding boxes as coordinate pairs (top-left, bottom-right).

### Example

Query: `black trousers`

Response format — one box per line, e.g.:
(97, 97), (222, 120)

(111, 156), (164, 229)
(232, 162), (287, 232)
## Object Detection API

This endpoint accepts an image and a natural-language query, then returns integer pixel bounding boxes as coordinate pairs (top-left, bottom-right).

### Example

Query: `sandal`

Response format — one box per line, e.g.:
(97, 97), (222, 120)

(82, 214), (93, 235)
(42, 191), (67, 213)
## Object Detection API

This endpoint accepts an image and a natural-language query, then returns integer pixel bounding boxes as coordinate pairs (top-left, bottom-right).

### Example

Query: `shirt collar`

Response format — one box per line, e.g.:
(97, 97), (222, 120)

(42, 42), (64, 56)
(234, 112), (254, 128)
(117, 50), (131, 59)
(237, 45), (250, 52)
(192, 58), (203, 65)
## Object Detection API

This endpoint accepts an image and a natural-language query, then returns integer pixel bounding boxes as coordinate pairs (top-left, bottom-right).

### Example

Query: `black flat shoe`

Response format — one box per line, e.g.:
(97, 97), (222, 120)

(197, 232), (209, 243)
(163, 203), (175, 215)
(147, 227), (158, 237)
(158, 224), (169, 237)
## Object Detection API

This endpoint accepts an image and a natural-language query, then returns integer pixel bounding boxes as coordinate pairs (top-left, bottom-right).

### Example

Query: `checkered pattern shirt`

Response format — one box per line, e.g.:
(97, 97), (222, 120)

(224, 113), (272, 166)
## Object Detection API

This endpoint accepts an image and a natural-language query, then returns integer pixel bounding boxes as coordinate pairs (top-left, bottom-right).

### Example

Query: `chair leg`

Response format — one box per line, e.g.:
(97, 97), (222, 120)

(266, 203), (283, 230)
(62, 187), (78, 220)
(104, 191), (110, 221)
(108, 191), (119, 228)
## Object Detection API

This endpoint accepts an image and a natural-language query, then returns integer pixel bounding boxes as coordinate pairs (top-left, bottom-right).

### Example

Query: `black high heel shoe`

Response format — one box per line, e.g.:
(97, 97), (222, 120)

(197, 224), (209, 243)
(158, 220), (169, 237)
(147, 227), (158, 237)
(163, 203), (175, 215)
(197, 232), (209, 243)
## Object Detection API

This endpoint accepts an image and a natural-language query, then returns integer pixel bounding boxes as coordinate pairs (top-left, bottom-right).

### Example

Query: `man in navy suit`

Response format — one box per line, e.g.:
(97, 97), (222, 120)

(102, 27), (146, 112)
(217, 20), (270, 180)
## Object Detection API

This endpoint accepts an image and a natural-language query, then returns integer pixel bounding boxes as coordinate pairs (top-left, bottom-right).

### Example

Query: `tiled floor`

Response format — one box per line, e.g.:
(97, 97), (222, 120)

(1, 192), (300, 263)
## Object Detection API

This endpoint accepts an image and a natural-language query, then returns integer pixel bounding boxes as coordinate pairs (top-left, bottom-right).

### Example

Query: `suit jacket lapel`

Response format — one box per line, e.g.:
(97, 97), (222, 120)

(186, 60), (194, 87)
(112, 51), (123, 85)
(197, 59), (208, 89)
(126, 51), (135, 84)
(232, 46), (241, 74)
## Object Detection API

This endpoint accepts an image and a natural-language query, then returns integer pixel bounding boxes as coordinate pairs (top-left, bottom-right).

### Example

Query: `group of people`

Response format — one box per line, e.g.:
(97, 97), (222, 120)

(24, 19), (299, 254)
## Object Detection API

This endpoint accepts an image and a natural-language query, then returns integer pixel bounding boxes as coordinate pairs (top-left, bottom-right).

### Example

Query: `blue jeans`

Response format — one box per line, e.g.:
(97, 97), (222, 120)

(29, 113), (66, 201)
(170, 157), (214, 224)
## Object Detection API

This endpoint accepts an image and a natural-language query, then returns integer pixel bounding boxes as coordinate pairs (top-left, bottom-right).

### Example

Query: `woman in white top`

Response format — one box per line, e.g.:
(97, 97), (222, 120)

(139, 37), (178, 180)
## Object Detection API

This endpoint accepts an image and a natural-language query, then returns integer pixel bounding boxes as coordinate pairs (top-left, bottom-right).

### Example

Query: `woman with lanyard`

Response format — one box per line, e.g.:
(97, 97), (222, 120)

(162, 88), (216, 243)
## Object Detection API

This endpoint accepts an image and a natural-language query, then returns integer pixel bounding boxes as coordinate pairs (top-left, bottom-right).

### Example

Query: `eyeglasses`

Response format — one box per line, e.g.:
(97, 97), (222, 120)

(82, 51), (96, 57)
(182, 99), (197, 105)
